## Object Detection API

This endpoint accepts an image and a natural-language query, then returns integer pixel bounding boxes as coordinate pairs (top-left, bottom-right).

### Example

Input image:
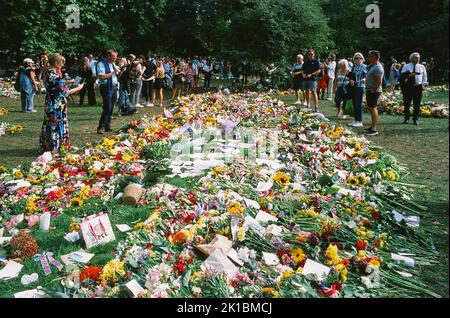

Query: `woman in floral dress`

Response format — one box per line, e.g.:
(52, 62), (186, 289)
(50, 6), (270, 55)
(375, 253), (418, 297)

(39, 53), (84, 154)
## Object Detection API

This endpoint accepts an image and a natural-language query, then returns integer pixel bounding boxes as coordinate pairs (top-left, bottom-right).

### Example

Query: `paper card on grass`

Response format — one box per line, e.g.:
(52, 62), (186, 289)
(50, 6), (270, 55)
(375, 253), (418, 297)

(243, 198), (260, 210)
(244, 216), (266, 236)
(292, 183), (307, 193)
(0, 237), (12, 246)
(116, 224), (133, 233)
(14, 288), (46, 298)
(227, 248), (244, 267)
(195, 235), (233, 256)
(337, 187), (356, 197)
(125, 279), (145, 298)
(256, 180), (273, 192)
(0, 260), (24, 280)
(202, 250), (238, 279)
(301, 259), (330, 281)
(262, 252), (279, 266)
(391, 253), (415, 267)
(61, 249), (94, 265)
(255, 210), (278, 223)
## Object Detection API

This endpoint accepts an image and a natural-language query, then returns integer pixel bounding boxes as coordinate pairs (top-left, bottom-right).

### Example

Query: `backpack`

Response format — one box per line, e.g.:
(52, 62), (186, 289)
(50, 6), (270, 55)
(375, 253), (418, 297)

(14, 67), (23, 91)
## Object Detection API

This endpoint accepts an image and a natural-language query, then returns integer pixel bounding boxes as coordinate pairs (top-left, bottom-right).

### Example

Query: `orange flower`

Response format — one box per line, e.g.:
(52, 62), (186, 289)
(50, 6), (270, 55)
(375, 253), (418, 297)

(80, 266), (103, 283)
(172, 230), (188, 244)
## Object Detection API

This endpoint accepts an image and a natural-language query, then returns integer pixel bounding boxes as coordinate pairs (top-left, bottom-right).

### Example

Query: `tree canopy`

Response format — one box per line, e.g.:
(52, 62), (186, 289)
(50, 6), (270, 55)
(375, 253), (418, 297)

(0, 0), (448, 63)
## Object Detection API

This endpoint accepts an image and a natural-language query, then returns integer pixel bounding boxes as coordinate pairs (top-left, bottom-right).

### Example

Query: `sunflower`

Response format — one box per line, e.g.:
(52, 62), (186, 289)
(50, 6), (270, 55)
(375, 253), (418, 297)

(69, 197), (84, 208)
(14, 170), (24, 179)
(66, 157), (77, 166)
(346, 176), (359, 186)
(291, 247), (306, 263)
(273, 172), (290, 187)
(0, 166), (7, 174)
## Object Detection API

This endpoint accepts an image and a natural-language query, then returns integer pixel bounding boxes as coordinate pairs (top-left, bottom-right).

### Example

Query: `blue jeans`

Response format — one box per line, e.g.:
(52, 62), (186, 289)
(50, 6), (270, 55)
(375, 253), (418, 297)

(335, 87), (348, 109)
(20, 90), (34, 112)
(99, 85), (118, 129)
(118, 89), (130, 113)
(131, 77), (143, 105)
(352, 87), (365, 122)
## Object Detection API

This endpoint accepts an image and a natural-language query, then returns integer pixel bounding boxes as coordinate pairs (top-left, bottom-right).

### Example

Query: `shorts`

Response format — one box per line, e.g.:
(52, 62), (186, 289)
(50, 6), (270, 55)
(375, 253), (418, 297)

(303, 80), (317, 92)
(366, 91), (382, 108)
(293, 77), (303, 91)
(154, 78), (164, 90)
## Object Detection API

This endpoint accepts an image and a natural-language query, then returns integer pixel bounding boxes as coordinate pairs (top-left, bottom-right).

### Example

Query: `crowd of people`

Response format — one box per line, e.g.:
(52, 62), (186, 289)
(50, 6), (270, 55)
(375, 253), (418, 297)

(289, 49), (436, 136)
(8, 47), (445, 155)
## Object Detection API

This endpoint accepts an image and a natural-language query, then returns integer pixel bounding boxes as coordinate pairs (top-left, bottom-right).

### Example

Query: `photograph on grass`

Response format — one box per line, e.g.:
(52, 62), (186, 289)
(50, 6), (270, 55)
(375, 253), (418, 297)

(0, 0), (449, 301)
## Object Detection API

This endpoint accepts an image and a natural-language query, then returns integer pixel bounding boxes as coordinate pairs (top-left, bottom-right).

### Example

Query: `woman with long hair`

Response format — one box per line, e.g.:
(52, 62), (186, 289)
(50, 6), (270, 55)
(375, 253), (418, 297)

(153, 59), (165, 107)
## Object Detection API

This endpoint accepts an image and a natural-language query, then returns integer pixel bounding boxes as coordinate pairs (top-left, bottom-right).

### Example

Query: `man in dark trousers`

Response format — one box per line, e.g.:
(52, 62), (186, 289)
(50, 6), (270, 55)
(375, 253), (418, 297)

(96, 49), (119, 134)
(400, 52), (428, 125)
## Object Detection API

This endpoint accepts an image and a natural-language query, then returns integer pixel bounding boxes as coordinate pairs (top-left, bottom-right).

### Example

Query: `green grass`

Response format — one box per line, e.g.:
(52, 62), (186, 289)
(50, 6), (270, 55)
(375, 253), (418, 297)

(0, 88), (448, 297)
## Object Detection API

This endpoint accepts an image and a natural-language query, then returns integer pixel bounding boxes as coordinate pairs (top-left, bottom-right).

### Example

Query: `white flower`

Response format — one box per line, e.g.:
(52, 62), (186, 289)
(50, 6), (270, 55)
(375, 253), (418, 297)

(237, 246), (250, 263)
(266, 224), (283, 237)
(192, 286), (202, 297)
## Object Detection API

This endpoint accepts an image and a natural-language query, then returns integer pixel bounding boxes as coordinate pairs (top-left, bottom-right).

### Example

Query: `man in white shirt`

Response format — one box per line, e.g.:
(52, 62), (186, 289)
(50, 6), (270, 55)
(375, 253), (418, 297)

(400, 52), (428, 125)
(326, 54), (336, 100)
(96, 49), (119, 134)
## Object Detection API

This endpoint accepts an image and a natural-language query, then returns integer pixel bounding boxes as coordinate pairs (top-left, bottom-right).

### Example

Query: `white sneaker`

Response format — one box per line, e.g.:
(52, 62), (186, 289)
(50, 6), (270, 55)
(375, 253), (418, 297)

(303, 101), (307, 106)
(294, 100), (301, 105)
(304, 107), (312, 112)
(136, 103), (144, 108)
(145, 103), (154, 107)
(347, 121), (357, 127)
(327, 97), (333, 101)
(353, 122), (363, 127)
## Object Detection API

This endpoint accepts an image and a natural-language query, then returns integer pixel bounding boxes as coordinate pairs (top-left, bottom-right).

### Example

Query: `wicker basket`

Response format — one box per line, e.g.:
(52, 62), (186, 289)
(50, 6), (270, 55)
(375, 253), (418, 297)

(122, 183), (143, 206)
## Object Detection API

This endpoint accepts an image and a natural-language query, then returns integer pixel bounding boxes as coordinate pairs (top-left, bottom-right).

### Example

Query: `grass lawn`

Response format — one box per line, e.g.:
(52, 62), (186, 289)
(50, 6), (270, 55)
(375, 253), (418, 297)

(0, 87), (448, 297)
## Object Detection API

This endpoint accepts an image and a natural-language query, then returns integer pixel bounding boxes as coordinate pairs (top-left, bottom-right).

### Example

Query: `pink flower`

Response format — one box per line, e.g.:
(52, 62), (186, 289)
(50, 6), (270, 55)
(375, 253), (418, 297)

(25, 215), (40, 227)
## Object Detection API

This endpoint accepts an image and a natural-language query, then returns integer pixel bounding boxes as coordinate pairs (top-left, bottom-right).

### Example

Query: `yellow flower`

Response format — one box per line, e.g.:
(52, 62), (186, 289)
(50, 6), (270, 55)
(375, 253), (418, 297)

(69, 197), (84, 208)
(325, 244), (341, 266)
(385, 170), (397, 181)
(228, 201), (245, 215)
(14, 170), (24, 179)
(69, 217), (80, 232)
(0, 166), (7, 174)
(237, 227), (246, 241)
(66, 156), (77, 166)
(272, 172), (290, 187)
(369, 259), (380, 268)
(99, 260), (126, 286)
(26, 195), (39, 213)
(134, 222), (145, 230)
(346, 175), (359, 186)
(291, 247), (306, 263)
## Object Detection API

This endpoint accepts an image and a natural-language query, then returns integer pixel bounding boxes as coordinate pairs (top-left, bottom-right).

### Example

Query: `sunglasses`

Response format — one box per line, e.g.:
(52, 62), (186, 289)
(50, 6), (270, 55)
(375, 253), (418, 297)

(355, 57), (363, 60)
